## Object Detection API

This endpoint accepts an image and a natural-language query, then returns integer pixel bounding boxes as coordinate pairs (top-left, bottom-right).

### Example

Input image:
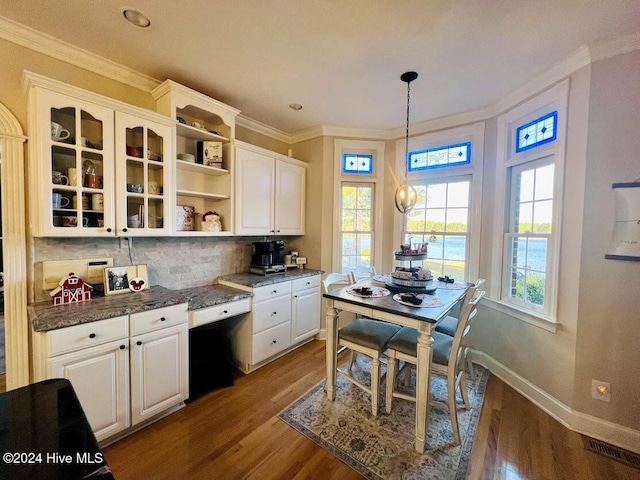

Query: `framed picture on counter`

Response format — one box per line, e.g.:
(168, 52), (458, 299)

(104, 264), (149, 295)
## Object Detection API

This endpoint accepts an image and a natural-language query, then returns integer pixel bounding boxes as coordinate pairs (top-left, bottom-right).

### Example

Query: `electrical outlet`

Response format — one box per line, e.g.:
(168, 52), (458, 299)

(591, 380), (611, 402)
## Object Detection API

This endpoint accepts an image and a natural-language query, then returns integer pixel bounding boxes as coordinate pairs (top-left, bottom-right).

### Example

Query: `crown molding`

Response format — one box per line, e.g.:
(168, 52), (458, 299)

(235, 115), (291, 144)
(3, 16), (639, 145)
(589, 30), (640, 62)
(0, 16), (160, 92)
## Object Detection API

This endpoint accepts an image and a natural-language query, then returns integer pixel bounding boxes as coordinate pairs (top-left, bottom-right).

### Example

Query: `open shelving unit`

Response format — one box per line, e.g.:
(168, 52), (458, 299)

(151, 80), (240, 235)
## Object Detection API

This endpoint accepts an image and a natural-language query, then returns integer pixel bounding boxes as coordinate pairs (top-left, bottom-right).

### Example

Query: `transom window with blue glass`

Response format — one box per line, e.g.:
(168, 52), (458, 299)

(342, 154), (373, 175)
(408, 142), (471, 172)
(516, 111), (558, 153)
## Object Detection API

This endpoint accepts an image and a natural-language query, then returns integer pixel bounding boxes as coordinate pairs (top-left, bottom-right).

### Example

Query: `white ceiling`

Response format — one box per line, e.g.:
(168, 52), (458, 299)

(1, 1), (639, 134)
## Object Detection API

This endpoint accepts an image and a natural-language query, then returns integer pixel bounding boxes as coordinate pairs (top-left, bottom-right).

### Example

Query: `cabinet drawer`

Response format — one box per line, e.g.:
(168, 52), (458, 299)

(48, 316), (129, 357)
(190, 298), (251, 328)
(292, 275), (321, 293)
(252, 281), (292, 303)
(253, 296), (291, 334)
(130, 303), (188, 336)
(252, 321), (291, 365)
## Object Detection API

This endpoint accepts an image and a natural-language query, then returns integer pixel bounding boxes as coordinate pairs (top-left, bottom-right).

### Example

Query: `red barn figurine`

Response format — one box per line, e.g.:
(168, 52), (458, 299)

(50, 272), (93, 305)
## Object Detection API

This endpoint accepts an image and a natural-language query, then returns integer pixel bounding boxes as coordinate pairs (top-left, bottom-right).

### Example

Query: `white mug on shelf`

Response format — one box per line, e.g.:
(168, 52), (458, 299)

(51, 122), (70, 142)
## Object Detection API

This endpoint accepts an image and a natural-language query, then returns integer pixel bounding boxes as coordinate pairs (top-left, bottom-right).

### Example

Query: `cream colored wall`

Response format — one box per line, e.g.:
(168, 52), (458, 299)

(469, 66), (592, 408)
(289, 136), (324, 270)
(572, 51), (640, 429)
(235, 125), (289, 156)
(0, 39), (155, 130)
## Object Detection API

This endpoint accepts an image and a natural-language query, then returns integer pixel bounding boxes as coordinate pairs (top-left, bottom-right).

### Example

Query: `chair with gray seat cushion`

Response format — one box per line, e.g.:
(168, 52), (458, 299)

(434, 278), (485, 381)
(384, 289), (485, 444)
(337, 317), (401, 416)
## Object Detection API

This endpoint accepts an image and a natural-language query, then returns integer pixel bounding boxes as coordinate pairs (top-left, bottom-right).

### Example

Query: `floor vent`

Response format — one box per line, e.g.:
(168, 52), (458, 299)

(583, 436), (640, 469)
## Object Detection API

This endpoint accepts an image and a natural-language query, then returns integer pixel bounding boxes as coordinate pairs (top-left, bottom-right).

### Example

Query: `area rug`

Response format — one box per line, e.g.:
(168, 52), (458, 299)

(278, 355), (489, 480)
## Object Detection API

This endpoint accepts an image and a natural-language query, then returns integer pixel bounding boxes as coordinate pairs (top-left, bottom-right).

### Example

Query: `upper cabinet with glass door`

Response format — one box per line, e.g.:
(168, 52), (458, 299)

(28, 87), (115, 237)
(24, 72), (175, 238)
(115, 113), (172, 236)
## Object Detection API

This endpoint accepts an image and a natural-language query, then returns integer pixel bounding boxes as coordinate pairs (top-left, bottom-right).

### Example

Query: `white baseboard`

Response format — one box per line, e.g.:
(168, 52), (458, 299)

(469, 350), (640, 454)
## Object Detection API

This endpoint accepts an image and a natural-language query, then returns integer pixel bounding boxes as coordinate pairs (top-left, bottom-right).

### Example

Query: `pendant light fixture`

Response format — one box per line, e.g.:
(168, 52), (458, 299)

(394, 71), (419, 214)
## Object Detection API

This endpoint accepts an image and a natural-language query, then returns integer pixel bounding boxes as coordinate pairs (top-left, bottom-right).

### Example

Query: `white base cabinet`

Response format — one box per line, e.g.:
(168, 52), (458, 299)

(219, 275), (321, 373)
(33, 303), (189, 442)
(130, 323), (188, 425)
(48, 339), (129, 441)
(292, 277), (322, 343)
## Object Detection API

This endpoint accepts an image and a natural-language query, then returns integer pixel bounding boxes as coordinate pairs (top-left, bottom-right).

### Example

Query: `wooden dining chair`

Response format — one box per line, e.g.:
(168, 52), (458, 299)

(434, 278), (485, 381)
(384, 289), (485, 444)
(322, 272), (400, 416)
(322, 272), (353, 294)
(349, 265), (377, 284)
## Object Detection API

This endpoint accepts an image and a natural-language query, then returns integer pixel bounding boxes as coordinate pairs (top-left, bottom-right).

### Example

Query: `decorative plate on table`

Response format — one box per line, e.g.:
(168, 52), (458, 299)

(392, 293), (445, 308)
(434, 281), (467, 290)
(346, 286), (391, 298)
(372, 274), (392, 284)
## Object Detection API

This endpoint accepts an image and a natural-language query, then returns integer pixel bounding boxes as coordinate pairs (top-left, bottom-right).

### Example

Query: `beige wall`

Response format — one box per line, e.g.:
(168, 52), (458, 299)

(471, 55), (640, 432)
(469, 68), (592, 408)
(235, 125), (289, 156)
(572, 51), (640, 429)
(0, 39), (155, 130)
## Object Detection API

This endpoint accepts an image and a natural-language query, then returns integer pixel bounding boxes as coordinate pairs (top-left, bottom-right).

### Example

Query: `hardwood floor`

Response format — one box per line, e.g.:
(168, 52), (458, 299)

(99, 341), (636, 479)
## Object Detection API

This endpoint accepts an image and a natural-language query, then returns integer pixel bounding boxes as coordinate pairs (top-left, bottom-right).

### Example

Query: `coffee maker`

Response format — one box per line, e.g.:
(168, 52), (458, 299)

(250, 240), (285, 275)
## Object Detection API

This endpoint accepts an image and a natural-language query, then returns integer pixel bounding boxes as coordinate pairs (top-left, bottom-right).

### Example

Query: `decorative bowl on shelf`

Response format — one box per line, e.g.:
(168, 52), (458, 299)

(177, 153), (195, 163)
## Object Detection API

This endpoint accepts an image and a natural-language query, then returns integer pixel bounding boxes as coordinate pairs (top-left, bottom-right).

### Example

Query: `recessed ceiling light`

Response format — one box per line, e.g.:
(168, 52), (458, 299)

(288, 103), (303, 111)
(122, 9), (151, 28)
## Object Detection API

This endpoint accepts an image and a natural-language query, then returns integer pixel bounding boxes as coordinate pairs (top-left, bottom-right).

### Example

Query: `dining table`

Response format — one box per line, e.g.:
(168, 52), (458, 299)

(323, 278), (468, 453)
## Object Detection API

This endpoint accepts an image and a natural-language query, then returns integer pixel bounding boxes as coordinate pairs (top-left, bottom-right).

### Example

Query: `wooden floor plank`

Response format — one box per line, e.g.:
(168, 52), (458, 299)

(0, 342), (633, 480)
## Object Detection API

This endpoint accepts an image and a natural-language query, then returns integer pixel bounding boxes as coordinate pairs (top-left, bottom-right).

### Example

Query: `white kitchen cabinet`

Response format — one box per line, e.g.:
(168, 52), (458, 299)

(114, 112), (173, 236)
(291, 276), (321, 343)
(48, 339), (130, 442)
(24, 72), (175, 237)
(235, 141), (306, 236)
(32, 302), (189, 443)
(152, 80), (240, 235)
(219, 274), (321, 373)
(130, 323), (188, 425)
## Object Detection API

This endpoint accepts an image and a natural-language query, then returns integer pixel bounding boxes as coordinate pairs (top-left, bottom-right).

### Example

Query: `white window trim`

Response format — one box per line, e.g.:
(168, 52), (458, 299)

(393, 122), (485, 283)
(333, 139), (385, 273)
(490, 79), (569, 326)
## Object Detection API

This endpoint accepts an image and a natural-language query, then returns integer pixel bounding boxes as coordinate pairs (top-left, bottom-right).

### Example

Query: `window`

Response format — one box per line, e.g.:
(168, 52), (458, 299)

(503, 159), (554, 310)
(333, 140), (385, 275)
(515, 111), (557, 153)
(340, 183), (374, 272)
(342, 154), (373, 174)
(396, 122), (484, 283)
(404, 180), (470, 278)
(490, 80), (568, 326)
(408, 142), (471, 172)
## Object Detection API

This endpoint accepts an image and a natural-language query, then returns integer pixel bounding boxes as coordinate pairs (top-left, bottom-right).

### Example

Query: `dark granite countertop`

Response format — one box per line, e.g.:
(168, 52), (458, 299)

(0, 378), (113, 480)
(182, 283), (253, 310)
(217, 268), (323, 289)
(29, 284), (253, 332)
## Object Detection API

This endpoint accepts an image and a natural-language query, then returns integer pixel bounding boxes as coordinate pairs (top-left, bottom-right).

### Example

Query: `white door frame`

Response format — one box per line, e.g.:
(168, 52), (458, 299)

(0, 102), (29, 389)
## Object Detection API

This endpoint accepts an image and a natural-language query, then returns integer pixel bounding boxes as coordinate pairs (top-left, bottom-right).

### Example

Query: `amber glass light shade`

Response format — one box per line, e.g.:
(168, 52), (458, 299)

(394, 181), (417, 213)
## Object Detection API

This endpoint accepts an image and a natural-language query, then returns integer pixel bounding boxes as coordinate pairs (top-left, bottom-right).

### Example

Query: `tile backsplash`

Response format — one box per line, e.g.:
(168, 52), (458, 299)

(32, 236), (258, 303)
